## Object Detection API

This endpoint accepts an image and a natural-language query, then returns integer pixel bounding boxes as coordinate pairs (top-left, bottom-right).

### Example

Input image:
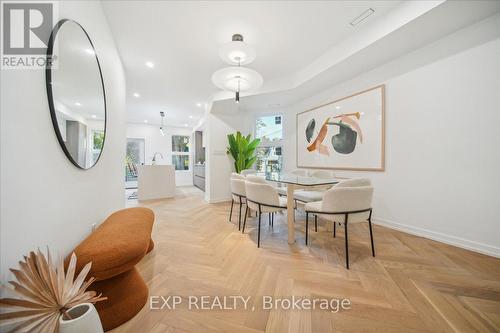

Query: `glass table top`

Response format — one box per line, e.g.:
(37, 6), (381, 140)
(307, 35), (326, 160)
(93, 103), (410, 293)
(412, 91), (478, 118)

(264, 172), (341, 186)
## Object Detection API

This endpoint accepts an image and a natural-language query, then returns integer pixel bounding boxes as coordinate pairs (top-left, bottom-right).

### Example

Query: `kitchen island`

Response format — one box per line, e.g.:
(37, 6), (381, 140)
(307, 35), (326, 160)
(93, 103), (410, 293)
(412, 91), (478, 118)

(137, 165), (176, 200)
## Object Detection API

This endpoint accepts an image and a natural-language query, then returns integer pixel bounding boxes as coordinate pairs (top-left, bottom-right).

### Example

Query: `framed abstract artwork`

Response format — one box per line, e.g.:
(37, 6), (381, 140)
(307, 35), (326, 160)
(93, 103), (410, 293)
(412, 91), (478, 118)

(296, 85), (385, 171)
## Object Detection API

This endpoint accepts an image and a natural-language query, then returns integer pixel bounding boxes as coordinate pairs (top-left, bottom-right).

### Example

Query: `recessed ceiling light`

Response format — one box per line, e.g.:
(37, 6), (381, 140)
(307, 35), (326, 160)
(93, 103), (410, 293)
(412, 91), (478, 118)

(335, 106), (341, 109)
(85, 48), (95, 55)
(145, 61), (155, 68)
(189, 115), (193, 119)
(144, 119), (148, 123)
(196, 103), (202, 107)
(350, 8), (375, 26)
(74, 102), (82, 107)
(91, 114), (97, 119)
(133, 92), (141, 98)
(184, 123), (188, 127)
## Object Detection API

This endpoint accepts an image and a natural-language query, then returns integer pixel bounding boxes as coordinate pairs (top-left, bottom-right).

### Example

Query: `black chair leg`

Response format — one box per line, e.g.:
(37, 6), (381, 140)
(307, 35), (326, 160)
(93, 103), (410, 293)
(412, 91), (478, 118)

(344, 214), (349, 269)
(229, 199), (234, 222)
(271, 212), (274, 227)
(257, 209), (262, 248)
(333, 222), (336, 238)
(305, 212), (309, 245)
(368, 212), (375, 257)
(242, 206), (248, 233)
(268, 213), (271, 226)
(238, 200), (242, 231)
(314, 215), (318, 232)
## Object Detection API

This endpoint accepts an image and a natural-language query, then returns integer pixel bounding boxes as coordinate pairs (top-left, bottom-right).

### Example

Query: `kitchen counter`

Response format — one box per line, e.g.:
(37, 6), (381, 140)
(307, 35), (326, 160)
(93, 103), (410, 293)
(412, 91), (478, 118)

(137, 165), (175, 200)
(193, 164), (205, 191)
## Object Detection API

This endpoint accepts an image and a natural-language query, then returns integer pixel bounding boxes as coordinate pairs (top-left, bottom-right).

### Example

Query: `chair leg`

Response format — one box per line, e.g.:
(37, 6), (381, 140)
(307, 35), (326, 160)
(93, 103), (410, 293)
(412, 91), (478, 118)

(257, 206), (262, 248)
(238, 199), (242, 231)
(268, 213), (271, 226)
(344, 214), (349, 269)
(368, 211), (375, 257)
(242, 206), (248, 233)
(271, 212), (274, 227)
(333, 222), (336, 238)
(229, 199), (234, 222)
(314, 215), (318, 232)
(305, 212), (309, 245)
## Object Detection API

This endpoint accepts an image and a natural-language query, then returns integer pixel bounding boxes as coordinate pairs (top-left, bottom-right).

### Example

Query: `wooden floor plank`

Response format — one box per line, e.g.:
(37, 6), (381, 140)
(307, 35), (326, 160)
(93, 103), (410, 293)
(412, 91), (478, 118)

(111, 187), (500, 333)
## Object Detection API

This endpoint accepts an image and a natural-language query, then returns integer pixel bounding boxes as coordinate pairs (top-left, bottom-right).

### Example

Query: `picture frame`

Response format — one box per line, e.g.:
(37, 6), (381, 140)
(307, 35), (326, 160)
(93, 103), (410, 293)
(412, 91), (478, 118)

(296, 85), (385, 171)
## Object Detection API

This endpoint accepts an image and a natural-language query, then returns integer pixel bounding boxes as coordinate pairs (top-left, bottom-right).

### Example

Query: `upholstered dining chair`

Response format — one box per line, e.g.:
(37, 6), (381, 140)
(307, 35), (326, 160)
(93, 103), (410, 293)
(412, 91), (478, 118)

(246, 174), (268, 184)
(290, 169), (309, 176)
(304, 184), (374, 269)
(309, 170), (335, 179)
(241, 169), (257, 176)
(335, 178), (371, 187)
(230, 177), (247, 230)
(287, 170), (336, 216)
(302, 178), (372, 233)
(243, 180), (288, 247)
(294, 169), (336, 201)
(231, 172), (245, 179)
(277, 169), (309, 197)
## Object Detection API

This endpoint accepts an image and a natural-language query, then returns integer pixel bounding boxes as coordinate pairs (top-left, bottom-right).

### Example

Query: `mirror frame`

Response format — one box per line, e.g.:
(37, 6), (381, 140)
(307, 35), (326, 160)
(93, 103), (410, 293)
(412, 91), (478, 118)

(45, 19), (107, 170)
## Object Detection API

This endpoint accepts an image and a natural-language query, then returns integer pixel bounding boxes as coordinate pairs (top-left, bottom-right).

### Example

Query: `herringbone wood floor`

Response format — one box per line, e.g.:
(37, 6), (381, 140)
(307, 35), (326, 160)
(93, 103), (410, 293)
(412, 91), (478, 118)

(113, 187), (500, 333)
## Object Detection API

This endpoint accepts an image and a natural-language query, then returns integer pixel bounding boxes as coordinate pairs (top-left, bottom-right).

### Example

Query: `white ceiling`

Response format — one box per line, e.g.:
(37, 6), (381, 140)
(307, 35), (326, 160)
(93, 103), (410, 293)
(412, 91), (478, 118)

(102, 0), (403, 127)
(212, 0), (500, 114)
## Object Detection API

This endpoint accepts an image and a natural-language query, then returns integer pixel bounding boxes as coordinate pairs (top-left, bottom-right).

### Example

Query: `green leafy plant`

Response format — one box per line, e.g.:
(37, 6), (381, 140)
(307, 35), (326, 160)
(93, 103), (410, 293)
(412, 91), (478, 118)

(226, 132), (260, 173)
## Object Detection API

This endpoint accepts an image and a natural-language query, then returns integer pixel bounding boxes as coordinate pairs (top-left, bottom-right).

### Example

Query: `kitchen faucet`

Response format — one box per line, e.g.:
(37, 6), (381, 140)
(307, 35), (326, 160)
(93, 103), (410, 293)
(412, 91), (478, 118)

(152, 152), (163, 165)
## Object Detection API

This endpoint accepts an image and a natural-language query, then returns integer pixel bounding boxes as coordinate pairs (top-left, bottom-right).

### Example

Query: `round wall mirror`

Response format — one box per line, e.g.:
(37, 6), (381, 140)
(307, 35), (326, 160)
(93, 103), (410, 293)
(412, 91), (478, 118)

(46, 19), (106, 169)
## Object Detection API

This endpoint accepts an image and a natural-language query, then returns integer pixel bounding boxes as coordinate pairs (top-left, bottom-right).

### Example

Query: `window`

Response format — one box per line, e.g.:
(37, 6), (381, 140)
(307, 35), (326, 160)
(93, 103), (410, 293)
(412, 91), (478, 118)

(256, 115), (283, 144)
(255, 115), (283, 173)
(256, 146), (283, 173)
(91, 130), (104, 165)
(172, 135), (190, 152)
(172, 155), (189, 170)
(172, 135), (190, 170)
(125, 138), (145, 183)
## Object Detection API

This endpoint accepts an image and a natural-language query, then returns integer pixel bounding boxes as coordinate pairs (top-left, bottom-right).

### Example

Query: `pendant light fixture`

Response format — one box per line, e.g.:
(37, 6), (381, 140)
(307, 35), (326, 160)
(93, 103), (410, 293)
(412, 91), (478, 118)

(159, 111), (165, 136)
(212, 34), (263, 103)
(218, 33), (256, 65)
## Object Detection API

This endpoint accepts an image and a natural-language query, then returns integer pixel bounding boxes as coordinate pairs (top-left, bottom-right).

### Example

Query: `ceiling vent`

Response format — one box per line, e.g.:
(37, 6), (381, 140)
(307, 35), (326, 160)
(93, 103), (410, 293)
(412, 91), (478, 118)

(350, 8), (375, 26)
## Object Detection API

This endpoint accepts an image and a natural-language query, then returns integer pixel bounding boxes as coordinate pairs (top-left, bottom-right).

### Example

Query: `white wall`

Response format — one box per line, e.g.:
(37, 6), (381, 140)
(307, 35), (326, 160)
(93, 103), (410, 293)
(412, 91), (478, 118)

(278, 37), (500, 256)
(0, 1), (126, 279)
(205, 112), (252, 202)
(126, 123), (193, 186)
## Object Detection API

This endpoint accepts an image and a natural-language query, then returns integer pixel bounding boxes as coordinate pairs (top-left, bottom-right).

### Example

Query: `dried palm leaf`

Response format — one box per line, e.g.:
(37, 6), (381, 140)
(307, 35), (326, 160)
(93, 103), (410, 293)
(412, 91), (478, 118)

(0, 249), (106, 333)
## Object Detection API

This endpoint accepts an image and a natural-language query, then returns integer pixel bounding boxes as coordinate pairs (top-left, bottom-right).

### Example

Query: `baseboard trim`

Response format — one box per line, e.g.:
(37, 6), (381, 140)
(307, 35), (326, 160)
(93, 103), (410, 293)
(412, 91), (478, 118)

(207, 197), (231, 204)
(373, 217), (500, 258)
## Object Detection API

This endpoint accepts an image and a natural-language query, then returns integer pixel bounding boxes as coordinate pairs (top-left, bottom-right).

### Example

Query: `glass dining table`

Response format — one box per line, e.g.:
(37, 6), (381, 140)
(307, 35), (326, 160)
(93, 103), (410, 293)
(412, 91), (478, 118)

(264, 173), (341, 244)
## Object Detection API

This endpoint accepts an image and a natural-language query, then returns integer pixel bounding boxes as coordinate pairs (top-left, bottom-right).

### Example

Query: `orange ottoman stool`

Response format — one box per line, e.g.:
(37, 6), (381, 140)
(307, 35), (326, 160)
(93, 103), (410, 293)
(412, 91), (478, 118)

(69, 207), (155, 331)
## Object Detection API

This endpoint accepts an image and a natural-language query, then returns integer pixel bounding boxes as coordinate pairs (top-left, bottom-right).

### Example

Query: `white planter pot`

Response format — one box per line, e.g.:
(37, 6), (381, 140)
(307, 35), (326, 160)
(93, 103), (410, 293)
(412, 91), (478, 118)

(59, 303), (104, 333)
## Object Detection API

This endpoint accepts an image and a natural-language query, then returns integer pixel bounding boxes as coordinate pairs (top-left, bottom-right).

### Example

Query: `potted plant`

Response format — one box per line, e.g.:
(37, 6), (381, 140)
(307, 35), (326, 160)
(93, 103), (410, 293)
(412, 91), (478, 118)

(226, 132), (261, 173)
(0, 249), (106, 332)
